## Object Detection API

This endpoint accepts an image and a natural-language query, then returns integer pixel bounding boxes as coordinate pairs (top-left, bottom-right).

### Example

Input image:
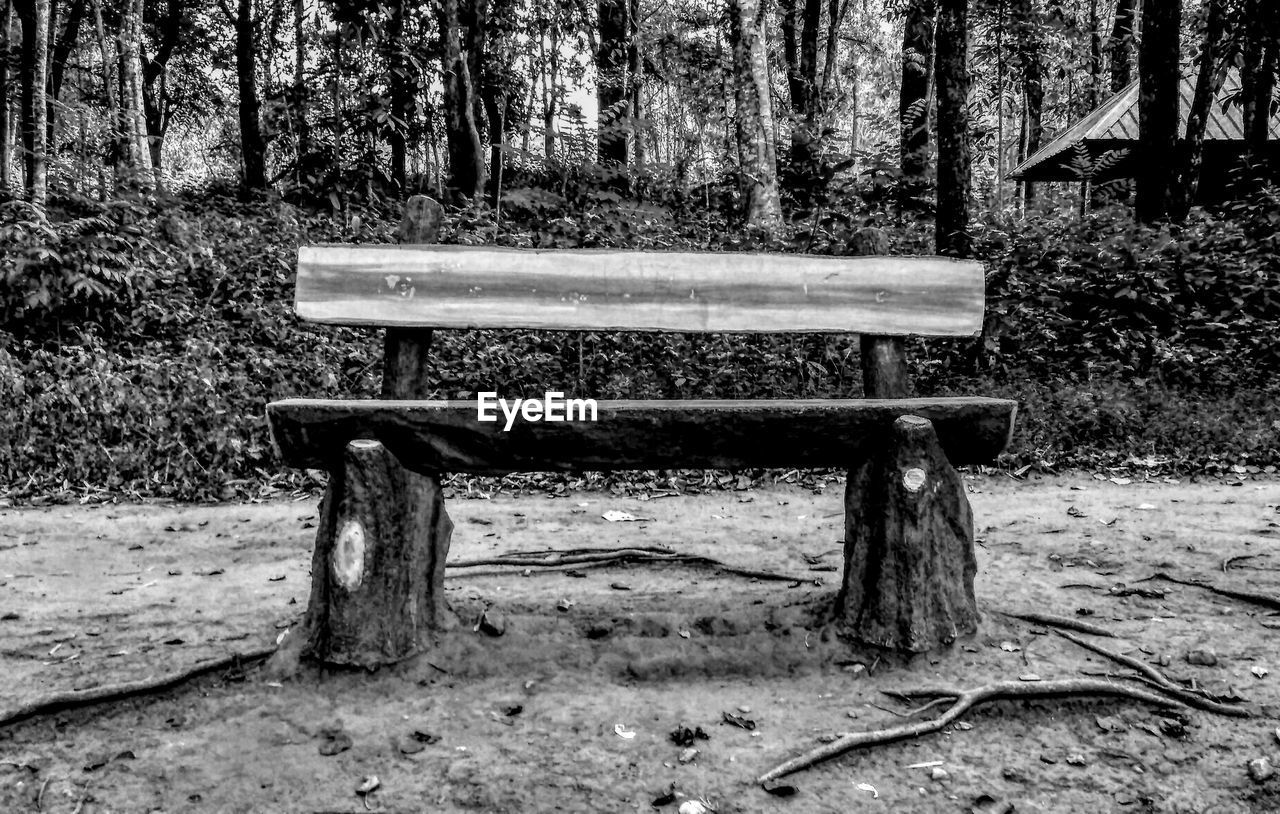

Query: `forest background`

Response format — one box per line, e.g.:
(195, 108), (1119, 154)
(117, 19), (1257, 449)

(0, 0), (1277, 503)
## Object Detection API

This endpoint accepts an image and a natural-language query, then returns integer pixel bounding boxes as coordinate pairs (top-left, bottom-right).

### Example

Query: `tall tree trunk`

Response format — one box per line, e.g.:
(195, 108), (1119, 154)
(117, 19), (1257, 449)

(538, 22), (560, 161)
(141, 0), (181, 190)
(1088, 0), (1102, 106)
(1242, 0), (1278, 162)
(728, 0), (783, 233)
(331, 13), (343, 189)
(481, 0), (517, 200)
(386, 0), (411, 191)
(292, 0), (308, 175)
(1135, 0), (1179, 223)
(0, 0), (11, 194)
(1011, 0), (1042, 202)
(15, 0), (48, 207)
(629, 3), (644, 167)
(438, 0), (485, 198)
(121, 0), (153, 189)
(1174, 0), (1227, 217)
(596, 0), (636, 165)
(47, 0), (84, 162)
(934, 0), (968, 257)
(43, 0), (55, 159)
(90, 0), (121, 187)
(1109, 0), (1138, 92)
(779, 0), (821, 190)
(231, 0), (267, 190)
(899, 0), (936, 205)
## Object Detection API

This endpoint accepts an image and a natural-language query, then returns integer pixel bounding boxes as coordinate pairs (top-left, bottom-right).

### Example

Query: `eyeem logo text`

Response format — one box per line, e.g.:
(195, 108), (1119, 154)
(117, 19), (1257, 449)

(476, 391), (599, 431)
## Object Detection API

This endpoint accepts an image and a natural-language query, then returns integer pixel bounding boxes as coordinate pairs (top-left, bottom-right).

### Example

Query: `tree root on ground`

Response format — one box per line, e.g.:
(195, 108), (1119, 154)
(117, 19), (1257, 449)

(1054, 630), (1251, 717)
(448, 547), (814, 584)
(0, 646), (276, 729)
(756, 678), (1182, 785)
(999, 610), (1117, 638)
(1136, 572), (1280, 611)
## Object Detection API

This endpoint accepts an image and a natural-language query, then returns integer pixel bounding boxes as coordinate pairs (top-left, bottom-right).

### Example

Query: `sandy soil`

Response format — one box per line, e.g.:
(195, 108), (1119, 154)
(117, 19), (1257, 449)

(1, 473), (1278, 813)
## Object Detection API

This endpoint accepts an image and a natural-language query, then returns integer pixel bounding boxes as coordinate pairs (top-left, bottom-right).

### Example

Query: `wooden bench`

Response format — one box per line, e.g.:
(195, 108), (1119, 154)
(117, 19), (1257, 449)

(267, 206), (1017, 669)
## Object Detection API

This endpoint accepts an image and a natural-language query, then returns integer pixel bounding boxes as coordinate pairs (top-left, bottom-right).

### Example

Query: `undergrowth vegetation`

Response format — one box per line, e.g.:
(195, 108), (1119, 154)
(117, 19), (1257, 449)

(1, 182), (1278, 502)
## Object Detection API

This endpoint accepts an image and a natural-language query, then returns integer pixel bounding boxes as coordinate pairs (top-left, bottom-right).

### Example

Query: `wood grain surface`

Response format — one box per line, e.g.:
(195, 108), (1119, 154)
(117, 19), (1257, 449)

(295, 246), (985, 336)
(267, 397), (1017, 474)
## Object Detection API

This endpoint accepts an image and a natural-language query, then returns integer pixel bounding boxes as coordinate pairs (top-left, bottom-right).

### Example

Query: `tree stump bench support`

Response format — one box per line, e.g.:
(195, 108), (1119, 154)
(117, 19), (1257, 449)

(270, 197), (1016, 668)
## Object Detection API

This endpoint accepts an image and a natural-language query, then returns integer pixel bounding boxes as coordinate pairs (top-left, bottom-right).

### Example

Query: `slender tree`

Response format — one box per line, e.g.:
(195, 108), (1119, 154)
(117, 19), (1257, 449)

(1241, 0), (1278, 160)
(292, 0), (308, 177)
(1174, 0), (1228, 216)
(899, 0), (936, 203)
(597, 0), (637, 165)
(481, 0), (521, 199)
(90, 0), (122, 187)
(438, 0), (486, 198)
(727, 0), (783, 232)
(121, 0), (154, 189)
(1108, 0), (1138, 92)
(0, 0), (11, 195)
(48, 0), (85, 153)
(385, 0), (413, 191)
(779, 0), (822, 188)
(1088, 0), (1102, 106)
(1010, 0), (1043, 201)
(934, 0), (968, 256)
(220, 0), (267, 190)
(14, 0), (49, 207)
(140, 0), (184, 184)
(1135, 0), (1179, 222)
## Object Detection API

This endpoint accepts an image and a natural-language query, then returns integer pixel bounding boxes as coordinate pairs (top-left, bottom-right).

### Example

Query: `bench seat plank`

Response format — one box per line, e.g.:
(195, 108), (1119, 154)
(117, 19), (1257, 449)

(267, 397), (1017, 475)
(296, 246), (984, 336)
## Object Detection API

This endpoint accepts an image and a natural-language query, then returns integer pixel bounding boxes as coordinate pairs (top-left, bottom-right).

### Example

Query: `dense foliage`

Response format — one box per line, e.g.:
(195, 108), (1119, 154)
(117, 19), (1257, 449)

(2, 186), (1277, 503)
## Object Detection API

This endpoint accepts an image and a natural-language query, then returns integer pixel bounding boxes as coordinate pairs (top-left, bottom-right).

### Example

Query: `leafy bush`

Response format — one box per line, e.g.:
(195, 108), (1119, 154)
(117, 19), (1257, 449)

(2, 187), (1278, 503)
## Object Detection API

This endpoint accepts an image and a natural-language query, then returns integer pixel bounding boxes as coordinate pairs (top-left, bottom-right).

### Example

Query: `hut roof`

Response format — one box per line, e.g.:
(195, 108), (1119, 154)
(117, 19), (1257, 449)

(1009, 71), (1279, 182)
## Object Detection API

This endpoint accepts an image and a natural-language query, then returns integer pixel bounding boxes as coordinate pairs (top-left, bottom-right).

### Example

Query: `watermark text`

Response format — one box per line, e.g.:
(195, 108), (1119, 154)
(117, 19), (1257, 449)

(476, 391), (598, 431)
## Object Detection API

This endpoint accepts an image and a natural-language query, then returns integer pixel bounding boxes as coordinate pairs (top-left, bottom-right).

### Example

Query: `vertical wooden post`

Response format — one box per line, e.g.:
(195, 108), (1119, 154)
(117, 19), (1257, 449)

(839, 231), (977, 651)
(859, 336), (908, 399)
(274, 196), (455, 673)
(848, 225), (908, 399)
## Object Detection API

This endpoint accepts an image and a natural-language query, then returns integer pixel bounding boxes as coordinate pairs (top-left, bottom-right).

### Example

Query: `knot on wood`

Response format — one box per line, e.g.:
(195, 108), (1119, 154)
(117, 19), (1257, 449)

(333, 519), (366, 591)
(902, 467), (928, 493)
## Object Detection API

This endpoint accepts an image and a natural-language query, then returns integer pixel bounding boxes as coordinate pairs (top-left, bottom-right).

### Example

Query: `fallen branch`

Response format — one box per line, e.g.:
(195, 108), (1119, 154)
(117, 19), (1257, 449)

(1054, 630), (1250, 718)
(757, 678), (1179, 785)
(1137, 572), (1280, 611)
(0, 646), (276, 728)
(454, 545), (676, 563)
(1000, 611), (1117, 638)
(448, 548), (812, 584)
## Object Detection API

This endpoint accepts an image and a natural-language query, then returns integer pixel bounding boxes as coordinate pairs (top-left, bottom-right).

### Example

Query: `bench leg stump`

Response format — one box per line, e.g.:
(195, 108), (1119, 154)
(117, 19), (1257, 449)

(835, 415), (980, 652)
(287, 438), (453, 669)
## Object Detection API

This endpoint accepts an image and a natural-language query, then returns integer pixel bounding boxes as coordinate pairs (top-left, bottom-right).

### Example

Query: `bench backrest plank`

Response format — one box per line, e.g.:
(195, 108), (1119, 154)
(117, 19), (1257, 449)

(296, 246), (985, 336)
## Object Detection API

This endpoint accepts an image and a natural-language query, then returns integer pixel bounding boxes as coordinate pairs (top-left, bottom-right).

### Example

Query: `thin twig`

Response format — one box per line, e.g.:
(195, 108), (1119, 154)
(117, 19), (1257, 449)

(1000, 610), (1117, 638)
(900, 696), (951, 719)
(0, 646), (276, 728)
(37, 777), (50, 811)
(1136, 572), (1280, 611)
(1054, 630), (1250, 717)
(867, 702), (907, 718)
(448, 549), (812, 584)
(757, 678), (1180, 784)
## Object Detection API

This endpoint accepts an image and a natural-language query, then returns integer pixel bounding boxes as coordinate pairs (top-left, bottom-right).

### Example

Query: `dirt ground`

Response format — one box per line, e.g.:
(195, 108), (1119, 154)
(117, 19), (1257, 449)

(1, 473), (1278, 813)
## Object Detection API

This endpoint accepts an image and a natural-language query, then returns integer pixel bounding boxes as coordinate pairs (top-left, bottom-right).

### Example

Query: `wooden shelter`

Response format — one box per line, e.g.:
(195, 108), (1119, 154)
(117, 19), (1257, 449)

(1009, 71), (1280, 198)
